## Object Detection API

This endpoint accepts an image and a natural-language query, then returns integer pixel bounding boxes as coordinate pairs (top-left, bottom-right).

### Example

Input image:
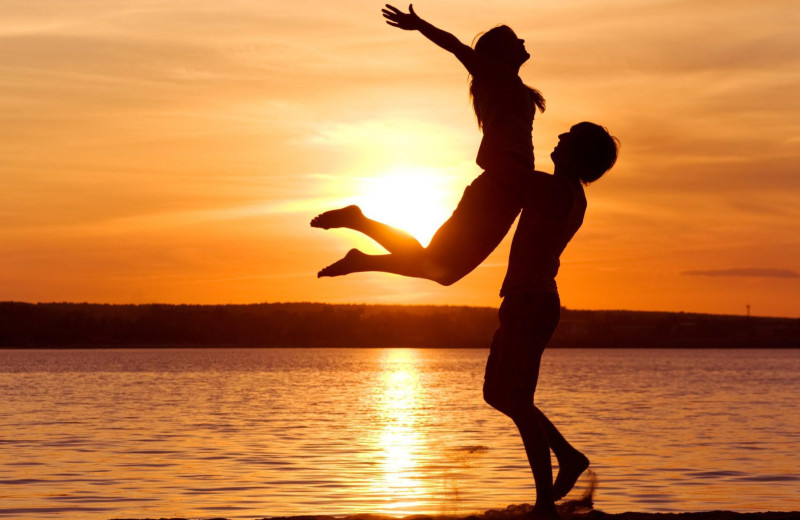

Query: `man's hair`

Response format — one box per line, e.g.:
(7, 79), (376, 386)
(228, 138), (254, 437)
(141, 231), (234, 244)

(572, 122), (619, 184)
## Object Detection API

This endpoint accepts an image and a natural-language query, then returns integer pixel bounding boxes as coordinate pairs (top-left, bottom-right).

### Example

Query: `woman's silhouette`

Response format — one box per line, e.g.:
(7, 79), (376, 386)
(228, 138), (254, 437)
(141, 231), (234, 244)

(312, 4), (544, 285)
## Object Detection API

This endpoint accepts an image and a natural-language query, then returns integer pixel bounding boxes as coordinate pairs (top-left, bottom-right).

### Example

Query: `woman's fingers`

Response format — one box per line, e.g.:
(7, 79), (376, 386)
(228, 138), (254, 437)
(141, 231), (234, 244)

(382, 3), (414, 29)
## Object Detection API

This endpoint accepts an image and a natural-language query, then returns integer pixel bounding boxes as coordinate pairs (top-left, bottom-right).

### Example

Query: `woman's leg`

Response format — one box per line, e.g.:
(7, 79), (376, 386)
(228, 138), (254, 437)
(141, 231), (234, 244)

(312, 205), (457, 281)
(312, 205), (459, 282)
(311, 205), (424, 255)
(315, 210), (507, 285)
(312, 205), (484, 285)
(317, 248), (458, 285)
(312, 173), (520, 284)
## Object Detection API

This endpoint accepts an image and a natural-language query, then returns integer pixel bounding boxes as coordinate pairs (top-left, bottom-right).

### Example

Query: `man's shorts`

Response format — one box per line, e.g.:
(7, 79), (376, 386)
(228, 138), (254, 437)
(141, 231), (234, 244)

(484, 292), (561, 397)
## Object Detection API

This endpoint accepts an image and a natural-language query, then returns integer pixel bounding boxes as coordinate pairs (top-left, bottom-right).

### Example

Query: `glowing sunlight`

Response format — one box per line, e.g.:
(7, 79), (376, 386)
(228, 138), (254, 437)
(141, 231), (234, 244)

(355, 166), (460, 245)
(2, 0), (800, 314)
(372, 349), (430, 513)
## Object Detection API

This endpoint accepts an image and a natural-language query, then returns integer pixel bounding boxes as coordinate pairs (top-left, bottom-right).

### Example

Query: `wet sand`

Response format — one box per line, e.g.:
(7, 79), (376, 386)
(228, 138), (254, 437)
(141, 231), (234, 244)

(117, 502), (800, 520)
(116, 511), (800, 520)
(116, 481), (799, 520)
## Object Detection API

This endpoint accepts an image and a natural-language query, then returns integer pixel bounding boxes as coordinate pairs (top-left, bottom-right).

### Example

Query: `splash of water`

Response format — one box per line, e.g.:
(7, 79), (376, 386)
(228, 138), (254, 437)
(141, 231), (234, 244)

(557, 469), (597, 518)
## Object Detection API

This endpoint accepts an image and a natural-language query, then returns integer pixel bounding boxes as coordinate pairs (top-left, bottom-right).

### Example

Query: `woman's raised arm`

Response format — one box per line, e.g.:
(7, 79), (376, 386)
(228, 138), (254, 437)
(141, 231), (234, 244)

(382, 4), (485, 75)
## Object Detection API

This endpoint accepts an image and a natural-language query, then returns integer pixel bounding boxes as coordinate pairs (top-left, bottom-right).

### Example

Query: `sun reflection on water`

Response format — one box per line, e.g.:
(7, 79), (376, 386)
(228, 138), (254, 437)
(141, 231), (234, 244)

(371, 348), (431, 514)
(3, 349), (800, 518)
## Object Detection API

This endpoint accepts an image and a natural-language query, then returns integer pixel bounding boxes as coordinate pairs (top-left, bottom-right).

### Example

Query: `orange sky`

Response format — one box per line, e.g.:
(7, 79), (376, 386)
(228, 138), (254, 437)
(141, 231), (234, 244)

(1, 0), (799, 317)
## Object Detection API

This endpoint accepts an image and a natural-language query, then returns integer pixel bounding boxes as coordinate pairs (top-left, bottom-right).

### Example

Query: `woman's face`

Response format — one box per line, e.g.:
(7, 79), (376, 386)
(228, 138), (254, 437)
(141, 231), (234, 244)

(499, 28), (529, 66)
(481, 27), (530, 67)
(506, 30), (530, 65)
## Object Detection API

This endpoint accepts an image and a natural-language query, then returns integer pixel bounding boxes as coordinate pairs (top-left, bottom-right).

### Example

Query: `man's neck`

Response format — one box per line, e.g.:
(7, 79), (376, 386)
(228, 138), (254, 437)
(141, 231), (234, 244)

(553, 165), (577, 181)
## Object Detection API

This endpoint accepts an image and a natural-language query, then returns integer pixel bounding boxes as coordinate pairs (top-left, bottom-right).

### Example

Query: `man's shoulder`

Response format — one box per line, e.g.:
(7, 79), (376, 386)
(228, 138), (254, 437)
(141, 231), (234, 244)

(522, 171), (581, 218)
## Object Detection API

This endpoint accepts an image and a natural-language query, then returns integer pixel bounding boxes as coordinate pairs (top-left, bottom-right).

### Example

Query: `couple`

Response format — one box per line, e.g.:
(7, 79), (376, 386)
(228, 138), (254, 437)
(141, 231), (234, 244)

(312, 5), (618, 519)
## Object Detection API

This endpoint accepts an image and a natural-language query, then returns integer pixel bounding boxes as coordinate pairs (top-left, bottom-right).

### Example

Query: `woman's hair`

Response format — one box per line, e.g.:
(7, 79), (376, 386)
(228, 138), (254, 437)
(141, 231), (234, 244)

(469, 25), (545, 128)
(571, 122), (620, 184)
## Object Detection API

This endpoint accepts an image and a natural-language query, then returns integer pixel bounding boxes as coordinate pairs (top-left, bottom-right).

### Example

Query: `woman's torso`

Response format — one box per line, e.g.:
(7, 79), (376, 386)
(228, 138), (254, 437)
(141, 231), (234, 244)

(473, 71), (536, 172)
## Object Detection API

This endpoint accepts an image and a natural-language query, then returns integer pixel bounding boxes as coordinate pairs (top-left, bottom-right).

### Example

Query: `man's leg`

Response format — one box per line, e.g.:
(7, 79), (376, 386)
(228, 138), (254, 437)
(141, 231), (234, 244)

(484, 293), (562, 518)
(506, 396), (559, 518)
(534, 409), (590, 501)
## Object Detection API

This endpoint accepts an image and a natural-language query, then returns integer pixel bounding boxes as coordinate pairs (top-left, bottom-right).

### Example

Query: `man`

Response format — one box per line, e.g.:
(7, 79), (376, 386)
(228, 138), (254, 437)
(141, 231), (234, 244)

(483, 122), (619, 519)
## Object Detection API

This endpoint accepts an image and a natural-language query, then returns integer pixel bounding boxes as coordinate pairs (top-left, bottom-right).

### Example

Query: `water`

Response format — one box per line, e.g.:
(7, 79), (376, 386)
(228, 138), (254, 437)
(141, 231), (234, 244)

(1, 348), (798, 519)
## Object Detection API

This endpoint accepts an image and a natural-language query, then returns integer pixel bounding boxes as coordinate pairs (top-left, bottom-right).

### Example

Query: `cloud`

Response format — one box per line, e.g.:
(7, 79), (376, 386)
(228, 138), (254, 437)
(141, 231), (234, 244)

(683, 268), (800, 279)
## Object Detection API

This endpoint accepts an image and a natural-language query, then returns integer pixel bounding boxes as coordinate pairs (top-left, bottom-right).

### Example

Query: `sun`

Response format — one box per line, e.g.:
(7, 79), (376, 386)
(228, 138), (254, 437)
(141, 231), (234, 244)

(354, 166), (460, 245)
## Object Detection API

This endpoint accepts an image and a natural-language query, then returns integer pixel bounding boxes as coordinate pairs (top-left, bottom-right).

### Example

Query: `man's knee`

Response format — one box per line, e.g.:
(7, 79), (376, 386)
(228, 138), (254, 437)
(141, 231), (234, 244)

(483, 382), (502, 409)
(483, 381), (532, 418)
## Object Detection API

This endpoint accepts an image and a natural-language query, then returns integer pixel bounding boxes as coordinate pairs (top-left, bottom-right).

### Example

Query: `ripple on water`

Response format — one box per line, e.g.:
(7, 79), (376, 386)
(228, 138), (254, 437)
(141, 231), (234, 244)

(0, 347), (799, 519)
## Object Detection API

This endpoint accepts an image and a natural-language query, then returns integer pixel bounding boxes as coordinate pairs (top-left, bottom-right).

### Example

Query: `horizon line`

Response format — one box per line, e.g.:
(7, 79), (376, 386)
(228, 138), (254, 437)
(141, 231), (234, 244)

(1, 300), (796, 320)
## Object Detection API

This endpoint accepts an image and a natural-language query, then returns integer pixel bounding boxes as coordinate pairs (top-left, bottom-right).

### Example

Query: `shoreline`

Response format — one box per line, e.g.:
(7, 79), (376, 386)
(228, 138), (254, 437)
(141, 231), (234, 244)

(114, 503), (800, 520)
(114, 511), (800, 520)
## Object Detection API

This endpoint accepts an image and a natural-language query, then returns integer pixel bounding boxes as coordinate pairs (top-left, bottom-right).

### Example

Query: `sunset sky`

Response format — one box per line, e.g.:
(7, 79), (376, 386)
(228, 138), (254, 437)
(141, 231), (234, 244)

(2, 0), (799, 317)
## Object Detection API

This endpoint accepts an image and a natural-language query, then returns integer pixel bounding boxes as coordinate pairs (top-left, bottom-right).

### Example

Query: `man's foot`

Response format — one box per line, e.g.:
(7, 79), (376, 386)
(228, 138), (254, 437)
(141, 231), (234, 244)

(531, 502), (560, 520)
(310, 205), (363, 230)
(318, 249), (367, 277)
(553, 452), (590, 501)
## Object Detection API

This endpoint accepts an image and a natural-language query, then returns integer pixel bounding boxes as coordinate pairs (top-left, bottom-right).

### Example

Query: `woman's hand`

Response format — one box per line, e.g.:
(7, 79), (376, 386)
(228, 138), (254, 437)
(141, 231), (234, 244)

(381, 4), (469, 65)
(382, 4), (423, 30)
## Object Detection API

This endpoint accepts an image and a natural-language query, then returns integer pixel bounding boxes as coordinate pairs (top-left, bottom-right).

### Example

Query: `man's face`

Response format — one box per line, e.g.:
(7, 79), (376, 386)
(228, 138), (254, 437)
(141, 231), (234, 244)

(550, 127), (578, 165)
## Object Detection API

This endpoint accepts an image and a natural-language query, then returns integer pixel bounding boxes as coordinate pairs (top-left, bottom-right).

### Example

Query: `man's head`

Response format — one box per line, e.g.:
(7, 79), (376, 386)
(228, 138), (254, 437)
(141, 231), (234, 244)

(551, 122), (619, 184)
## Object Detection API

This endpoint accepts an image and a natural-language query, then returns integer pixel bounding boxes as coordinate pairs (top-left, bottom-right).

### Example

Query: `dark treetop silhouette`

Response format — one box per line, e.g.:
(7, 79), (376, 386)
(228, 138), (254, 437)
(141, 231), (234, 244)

(311, 4), (619, 520)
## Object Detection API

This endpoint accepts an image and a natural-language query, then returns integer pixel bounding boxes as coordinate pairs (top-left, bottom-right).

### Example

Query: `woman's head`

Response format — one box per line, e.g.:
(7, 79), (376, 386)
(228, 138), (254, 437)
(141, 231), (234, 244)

(552, 122), (620, 184)
(469, 25), (544, 127)
(474, 25), (529, 68)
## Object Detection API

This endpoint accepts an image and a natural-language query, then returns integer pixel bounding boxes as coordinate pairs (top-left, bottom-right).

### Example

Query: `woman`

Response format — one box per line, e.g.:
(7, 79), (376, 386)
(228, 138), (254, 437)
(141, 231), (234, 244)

(312, 4), (544, 285)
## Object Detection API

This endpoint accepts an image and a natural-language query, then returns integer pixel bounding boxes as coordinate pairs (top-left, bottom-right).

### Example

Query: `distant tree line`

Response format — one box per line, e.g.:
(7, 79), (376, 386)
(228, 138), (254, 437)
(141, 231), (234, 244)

(0, 302), (798, 348)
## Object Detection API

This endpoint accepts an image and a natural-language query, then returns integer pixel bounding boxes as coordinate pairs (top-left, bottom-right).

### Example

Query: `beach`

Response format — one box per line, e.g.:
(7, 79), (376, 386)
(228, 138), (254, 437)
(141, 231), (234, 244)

(117, 504), (800, 520)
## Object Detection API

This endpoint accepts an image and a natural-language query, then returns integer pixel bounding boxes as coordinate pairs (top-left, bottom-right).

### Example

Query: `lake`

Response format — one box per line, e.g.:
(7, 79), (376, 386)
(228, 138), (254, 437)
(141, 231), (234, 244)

(1, 348), (798, 519)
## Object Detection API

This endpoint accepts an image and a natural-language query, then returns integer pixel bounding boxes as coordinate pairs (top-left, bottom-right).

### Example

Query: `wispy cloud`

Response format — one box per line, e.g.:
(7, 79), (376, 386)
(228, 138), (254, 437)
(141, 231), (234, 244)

(683, 268), (799, 279)
(1, 0), (799, 315)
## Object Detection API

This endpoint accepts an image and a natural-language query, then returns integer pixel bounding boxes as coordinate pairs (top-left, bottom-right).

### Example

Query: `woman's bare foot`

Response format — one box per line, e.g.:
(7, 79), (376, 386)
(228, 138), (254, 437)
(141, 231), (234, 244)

(318, 249), (368, 277)
(310, 205), (364, 230)
(553, 452), (590, 501)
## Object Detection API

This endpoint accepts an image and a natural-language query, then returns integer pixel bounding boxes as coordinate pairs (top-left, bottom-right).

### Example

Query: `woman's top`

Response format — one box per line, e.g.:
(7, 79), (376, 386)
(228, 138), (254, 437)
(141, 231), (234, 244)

(471, 68), (536, 173)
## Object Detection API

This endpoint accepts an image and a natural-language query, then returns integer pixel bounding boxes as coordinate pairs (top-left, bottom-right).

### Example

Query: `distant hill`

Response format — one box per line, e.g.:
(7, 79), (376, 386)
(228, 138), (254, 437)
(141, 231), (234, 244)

(0, 301), (798, 348)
